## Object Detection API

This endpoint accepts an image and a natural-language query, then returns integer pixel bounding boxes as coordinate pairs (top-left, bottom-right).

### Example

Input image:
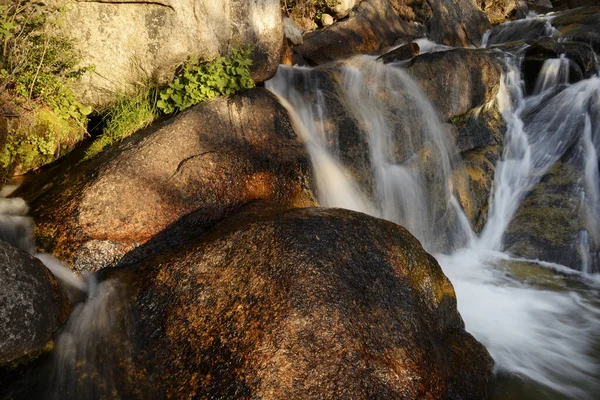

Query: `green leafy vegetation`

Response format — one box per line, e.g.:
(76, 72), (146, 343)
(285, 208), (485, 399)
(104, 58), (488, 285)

(84, 48), (255, 159)
(0, 0), (91, 176)
(84, 88), (158, 160)
(156, 48), (255, 115)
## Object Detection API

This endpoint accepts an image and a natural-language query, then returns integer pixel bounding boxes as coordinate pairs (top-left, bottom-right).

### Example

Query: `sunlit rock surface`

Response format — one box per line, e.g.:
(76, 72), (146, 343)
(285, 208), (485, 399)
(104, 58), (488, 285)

(16, 89), (315, 272)
(46, 0), (284, 106)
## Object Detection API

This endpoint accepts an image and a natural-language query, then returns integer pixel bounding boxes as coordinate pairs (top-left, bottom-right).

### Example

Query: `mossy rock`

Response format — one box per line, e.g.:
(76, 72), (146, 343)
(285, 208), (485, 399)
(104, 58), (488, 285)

(504, 160), (594, 270)
(0, 97), (86, 178)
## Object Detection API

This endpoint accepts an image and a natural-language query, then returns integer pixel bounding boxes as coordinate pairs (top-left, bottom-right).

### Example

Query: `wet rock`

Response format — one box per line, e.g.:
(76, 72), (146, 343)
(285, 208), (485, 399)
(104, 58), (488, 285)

(521, 37), (591, 94)
(426, 0), (491, 46)
(504, 158), (598, 272)
(294, 0), (419, 65)
(0, 240), (70, 368)
(529, 0), (553, 11)
(551, 7), (600, 53)
(104, 205), (494, 399)
(46, 0), (284, 106)
(484, 18), (554, 46)
(377, 42), (420, 63)
(16, 89), (315, 272)
(563, 41), (598, 78)
(522, 37), (563, 94)
(407, 48), (504, 121)
(451, 106), (505, 233)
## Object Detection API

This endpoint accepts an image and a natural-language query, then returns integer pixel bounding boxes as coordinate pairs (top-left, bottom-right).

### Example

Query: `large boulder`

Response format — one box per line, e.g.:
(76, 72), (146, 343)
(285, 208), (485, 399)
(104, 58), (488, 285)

(426, 0), (491, 46)
(0, 240), (70, 369)
(294, 0), (420, 65)
(504, 159), (599, 272)
(47, 0), (283, 106)
(92, 205), (494, 399)
(407, 48), (504, 121)
(16, 89), (315, 272)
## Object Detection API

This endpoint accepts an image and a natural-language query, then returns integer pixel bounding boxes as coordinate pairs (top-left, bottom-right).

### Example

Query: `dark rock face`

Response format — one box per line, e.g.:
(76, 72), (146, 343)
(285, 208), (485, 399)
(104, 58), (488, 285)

(521, 37), (596, 94)
(551, 7), (600, 53)
(0, 240), (69, 368)
(294, 0), (421, 65)
(102, 205), (494, 399)
(563, 41), (598, 79)
(407, 49), (503, 121)
(378, 42), (420, 63)
(16, 89), (316, 272)
(551, 0), (600, 9)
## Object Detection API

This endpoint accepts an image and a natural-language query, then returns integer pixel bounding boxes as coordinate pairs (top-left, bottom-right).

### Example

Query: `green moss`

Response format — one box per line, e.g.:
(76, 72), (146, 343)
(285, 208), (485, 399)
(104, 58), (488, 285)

(0, 105), (85, 174)
(498, 260), (565, 291)
(3, 340), (54, 370)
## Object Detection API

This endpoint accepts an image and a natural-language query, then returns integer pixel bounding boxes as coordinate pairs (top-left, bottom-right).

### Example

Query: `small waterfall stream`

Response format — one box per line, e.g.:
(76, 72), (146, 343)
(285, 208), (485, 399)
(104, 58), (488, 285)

(267, 48), (600, 398)
(267, 57), (470, 253)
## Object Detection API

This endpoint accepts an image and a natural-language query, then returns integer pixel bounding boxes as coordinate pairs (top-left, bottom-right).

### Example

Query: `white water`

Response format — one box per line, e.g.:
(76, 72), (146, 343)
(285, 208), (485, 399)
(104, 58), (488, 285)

(267, 54), (600, 398)
(267, 57), (469, 252)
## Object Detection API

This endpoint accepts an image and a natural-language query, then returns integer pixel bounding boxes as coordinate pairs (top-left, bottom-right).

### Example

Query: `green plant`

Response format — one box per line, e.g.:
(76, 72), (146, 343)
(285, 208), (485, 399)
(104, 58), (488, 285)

(84, 88), (158, 160)
(0, 0), (92, 125)
(156, 48), (255, 115)
(0, 107), (86, 173)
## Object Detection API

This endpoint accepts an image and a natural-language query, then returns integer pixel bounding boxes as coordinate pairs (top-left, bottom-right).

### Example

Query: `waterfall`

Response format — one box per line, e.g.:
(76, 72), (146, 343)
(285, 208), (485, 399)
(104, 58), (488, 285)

(267, 53), (600, 398)
(267, 57), (470, 253)
(0, 192), (130, 398)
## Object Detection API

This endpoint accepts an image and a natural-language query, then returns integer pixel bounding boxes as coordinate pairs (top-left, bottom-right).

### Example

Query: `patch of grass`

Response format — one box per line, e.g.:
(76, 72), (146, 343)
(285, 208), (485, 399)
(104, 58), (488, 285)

(84, 88), (158, 160)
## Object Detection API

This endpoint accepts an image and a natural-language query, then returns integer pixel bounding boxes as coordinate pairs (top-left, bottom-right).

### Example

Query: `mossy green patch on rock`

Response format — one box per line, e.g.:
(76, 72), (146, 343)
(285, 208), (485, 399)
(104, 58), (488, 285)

(0, 99), (86, 178)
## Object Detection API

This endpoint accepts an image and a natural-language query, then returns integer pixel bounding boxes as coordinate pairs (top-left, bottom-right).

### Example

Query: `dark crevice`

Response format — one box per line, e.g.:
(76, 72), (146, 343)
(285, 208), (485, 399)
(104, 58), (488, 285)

(171, 151), (215, 177)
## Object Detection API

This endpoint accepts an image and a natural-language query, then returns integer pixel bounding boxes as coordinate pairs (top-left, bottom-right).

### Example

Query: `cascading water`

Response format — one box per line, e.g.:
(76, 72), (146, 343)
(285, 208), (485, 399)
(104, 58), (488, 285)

(267, 57), (470, 253)
(0, 193), (130, 399)
(267, 49), (600, 398)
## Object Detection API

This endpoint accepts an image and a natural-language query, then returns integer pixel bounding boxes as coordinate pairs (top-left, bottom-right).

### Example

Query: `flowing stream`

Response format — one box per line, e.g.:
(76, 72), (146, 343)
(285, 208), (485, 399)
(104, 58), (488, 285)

(267, 47), (600, 398)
